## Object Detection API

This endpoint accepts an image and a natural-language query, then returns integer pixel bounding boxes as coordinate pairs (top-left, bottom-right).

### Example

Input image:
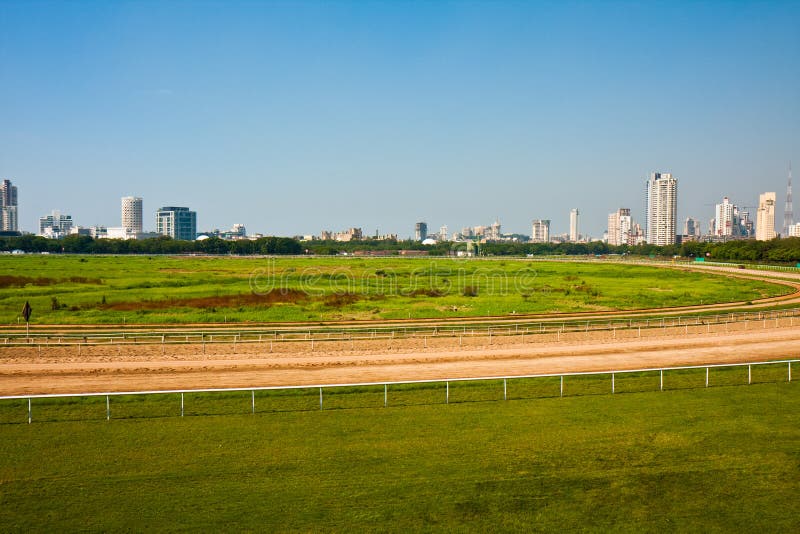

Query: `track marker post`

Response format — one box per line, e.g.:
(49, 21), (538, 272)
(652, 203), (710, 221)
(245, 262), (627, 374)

(27, 398), (31, 424)
(106, 395), (110, 421)
(660, 369), (663, 391)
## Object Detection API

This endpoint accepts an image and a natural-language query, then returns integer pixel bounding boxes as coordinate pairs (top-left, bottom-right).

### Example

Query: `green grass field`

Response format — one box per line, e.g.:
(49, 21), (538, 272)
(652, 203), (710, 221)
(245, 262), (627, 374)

(0, 376), (797, 531)
(0, 256), (788, 324)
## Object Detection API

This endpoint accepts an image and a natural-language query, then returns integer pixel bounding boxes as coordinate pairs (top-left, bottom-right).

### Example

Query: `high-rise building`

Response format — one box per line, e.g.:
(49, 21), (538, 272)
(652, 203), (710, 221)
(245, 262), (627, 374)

(156, 206), (197, 240)
(439, 225), (449, 241)
(607, 208), (632, 246)
(569, 209), (579, 241)
(756, 192), (776, 241)
(531, 220), (550, 243)
(0, 179), (19, 232)
(714, 197), (735, 237)
(121, 196), (143, 234)
(415, 222), (427, 241)
(646, 172), (678, 246)
(39, 210), (73, 238)
(684, 217), (700, 238)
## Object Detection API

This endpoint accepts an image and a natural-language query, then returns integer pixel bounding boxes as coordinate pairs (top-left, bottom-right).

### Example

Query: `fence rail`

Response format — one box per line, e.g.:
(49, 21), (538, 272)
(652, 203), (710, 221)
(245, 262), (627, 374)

(2, 359), (796, 424)
(1, 307), (799, 349)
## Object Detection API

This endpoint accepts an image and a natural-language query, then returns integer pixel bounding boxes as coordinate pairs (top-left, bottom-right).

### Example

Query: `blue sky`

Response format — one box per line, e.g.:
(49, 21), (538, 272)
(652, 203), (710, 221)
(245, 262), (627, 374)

(1, 1), (798, 238)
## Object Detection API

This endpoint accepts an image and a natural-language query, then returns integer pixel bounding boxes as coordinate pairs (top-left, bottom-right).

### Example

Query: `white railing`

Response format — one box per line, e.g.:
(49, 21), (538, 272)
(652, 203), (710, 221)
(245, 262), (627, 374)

(2, 358), (796, 424)
(1, 308), (798, 349)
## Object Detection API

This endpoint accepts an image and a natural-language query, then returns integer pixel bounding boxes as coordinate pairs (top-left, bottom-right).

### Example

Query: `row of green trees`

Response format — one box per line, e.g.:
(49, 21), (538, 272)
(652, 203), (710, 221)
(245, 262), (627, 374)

(2, 234), (799, 263)
(0, 234), (303, 255)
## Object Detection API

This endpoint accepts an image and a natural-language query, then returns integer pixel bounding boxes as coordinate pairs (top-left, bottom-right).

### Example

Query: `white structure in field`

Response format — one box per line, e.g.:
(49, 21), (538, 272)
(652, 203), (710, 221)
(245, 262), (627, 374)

(531, 219), (550, 243)
(755, 192), (776, 241)
(121, 196), (143, 234)
(646, 172), (677, 246)
(607, 208), (632, 246)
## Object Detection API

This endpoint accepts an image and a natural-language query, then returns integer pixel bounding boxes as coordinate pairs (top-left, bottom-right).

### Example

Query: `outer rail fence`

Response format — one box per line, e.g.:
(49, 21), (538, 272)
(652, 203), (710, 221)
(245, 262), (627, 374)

(1, 307), (799, 353)
(1, 359), (796, 424)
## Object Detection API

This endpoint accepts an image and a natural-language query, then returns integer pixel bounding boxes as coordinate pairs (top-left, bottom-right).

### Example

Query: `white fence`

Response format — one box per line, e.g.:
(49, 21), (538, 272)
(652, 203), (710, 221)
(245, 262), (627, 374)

(1, 307), (798, 352)
(1, 359), (796, 424)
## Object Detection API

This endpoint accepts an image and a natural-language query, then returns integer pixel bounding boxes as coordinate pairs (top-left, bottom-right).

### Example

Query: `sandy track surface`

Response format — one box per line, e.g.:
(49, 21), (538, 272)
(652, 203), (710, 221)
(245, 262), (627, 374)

(2, 323), (798, 395)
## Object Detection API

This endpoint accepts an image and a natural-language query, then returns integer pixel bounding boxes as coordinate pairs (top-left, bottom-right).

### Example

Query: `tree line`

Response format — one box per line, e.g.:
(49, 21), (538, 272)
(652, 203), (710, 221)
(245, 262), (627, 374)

(2, 234), (799, 263)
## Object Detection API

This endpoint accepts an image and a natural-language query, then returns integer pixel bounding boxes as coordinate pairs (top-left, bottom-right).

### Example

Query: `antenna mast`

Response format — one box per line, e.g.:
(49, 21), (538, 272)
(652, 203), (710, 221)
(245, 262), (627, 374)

(784, 162), (794, 235)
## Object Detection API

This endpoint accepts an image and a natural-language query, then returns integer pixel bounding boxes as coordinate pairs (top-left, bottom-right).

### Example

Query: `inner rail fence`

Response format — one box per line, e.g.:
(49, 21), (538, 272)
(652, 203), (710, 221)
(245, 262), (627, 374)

(1, 359), (796, 424)
(1, 308), (799, 353)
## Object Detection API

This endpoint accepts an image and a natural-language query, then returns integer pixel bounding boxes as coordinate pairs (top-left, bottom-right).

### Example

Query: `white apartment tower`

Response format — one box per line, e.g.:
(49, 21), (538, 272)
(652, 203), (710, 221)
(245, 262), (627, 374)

(531, 220), (550, 243)
(646, 172), (678, 246)
(714, 197), (735, 237)
(607, 208), (632, 246)
(569, 209), (579, 241)
(756, 192), (776, 241)
(121, 196), (143, 234)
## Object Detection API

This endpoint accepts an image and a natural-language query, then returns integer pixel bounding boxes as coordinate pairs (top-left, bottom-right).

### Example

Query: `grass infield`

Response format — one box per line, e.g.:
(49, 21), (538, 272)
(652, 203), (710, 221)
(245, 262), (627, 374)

(0, 376), (798, 531)
(0, 255), (789, 324)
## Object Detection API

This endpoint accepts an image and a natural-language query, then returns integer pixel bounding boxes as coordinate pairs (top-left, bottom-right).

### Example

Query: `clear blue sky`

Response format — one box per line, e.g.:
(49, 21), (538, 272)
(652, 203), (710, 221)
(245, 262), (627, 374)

(1, 1), (798, 238)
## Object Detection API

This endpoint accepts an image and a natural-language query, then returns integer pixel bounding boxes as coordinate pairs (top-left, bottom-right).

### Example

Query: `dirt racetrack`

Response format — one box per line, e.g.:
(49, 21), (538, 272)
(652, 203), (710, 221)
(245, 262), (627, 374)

(1, 320), (798, 396)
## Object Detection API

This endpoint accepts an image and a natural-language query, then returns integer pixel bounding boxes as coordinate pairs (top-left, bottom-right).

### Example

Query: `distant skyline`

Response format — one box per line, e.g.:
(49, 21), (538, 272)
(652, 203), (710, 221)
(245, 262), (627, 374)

(1, 1), (798, 238)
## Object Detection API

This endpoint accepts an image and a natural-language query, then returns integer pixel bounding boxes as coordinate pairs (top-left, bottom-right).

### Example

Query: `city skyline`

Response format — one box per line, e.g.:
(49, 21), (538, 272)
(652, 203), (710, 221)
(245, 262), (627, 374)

(1, 2), (798, 237)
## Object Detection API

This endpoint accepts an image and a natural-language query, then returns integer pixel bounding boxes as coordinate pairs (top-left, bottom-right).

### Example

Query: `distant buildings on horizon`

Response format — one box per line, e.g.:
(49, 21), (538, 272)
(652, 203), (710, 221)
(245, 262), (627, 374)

(3, 167), (795, 245)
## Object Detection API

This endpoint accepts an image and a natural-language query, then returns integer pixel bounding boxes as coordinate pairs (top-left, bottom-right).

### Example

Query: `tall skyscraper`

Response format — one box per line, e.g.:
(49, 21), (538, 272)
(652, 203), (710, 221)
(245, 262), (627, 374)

(531, 220), (550, 243)
(714, 197), (735, 237)
(156, 206), (197, 240)
(645, 172), (677, 246)
(756, 192), (776, 241)
(607, 208), (632, 246)
(569, 209), (579, 241)
(0, 179), (19, 232)
(414, 222), (427, 241)
(684, 217), (700, 238)
(783, 163), (793, 236)
(121, 196), (143, 234)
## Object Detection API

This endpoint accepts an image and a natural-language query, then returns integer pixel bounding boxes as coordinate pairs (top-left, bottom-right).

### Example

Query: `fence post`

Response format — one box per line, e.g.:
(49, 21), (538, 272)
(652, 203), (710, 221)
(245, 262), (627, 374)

(446, 381), (449, 404)
(705, 368), (709, 388)
(660, 369), (663, 391)
(28, 397), (31, 424)
(789, 362), (792, 382)
(319, 388), (323, 410)
(181, 393), (184, 417)
(560, 376), (563, 397)
(106, 395), (110, 421)
(612, 373), (615, 394)
(252, 390), (255, 414)
(748, 365), (751, 385)
(384, 384), (388, 407)
(504, 378), (507, 401)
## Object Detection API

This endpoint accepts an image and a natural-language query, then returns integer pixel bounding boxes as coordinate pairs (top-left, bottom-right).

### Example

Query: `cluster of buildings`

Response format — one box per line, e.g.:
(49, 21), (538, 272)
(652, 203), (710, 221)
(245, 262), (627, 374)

(2, 167), (796, 245)
(36, 197), (201, 241)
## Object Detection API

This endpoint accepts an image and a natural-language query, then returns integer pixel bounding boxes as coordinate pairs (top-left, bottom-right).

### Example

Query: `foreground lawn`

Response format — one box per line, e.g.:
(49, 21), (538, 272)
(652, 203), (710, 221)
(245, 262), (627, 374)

(0, 255), (788, 324)
(0, 381), (798, 531)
